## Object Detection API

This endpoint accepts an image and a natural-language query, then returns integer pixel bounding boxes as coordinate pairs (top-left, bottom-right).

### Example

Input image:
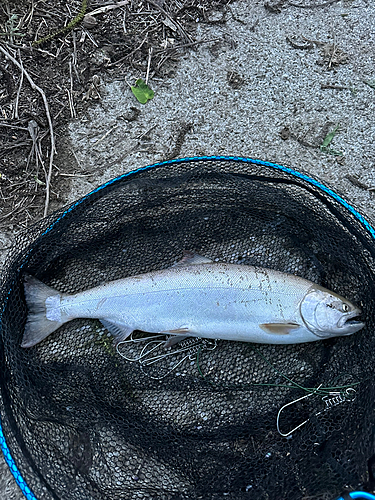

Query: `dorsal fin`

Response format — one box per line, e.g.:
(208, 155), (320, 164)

(173, 251), (213, 268)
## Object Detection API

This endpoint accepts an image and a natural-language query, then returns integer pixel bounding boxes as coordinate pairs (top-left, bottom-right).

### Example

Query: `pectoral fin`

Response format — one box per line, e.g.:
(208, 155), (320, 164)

(100, 320), (133, 343)
(259, 322), (301, 335)
(161, 326), (192, 347)
(162, 327), (191, 334)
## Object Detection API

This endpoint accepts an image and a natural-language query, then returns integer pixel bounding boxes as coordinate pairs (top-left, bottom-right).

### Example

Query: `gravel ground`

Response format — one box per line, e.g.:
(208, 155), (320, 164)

(1, 0), (374, 498)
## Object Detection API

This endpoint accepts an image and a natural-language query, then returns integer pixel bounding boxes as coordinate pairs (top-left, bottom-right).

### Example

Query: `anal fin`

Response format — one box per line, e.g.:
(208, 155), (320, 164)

(100, 319), (133, 343)
(164, 335), (190, 348)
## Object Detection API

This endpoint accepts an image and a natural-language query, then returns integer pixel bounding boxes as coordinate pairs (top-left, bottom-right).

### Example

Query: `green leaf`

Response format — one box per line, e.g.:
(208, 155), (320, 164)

(320, 124), (343, 156)
(35, 176), (46, 186)
(320, 123), (340, 149)
(131, 79), (154, 104)
(322, 148), (343, 156)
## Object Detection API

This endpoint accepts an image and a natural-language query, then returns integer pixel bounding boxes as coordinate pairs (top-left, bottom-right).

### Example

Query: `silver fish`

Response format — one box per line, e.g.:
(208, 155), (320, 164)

(21, 254), (364, 348)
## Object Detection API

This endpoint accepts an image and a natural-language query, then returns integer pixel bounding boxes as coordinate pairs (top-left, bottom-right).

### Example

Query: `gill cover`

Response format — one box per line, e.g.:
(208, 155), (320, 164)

(299, 285), (363, 338)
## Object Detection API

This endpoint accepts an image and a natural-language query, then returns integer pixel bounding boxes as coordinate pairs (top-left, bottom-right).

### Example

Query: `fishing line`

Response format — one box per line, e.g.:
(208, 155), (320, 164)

(195, 343), (360, 396)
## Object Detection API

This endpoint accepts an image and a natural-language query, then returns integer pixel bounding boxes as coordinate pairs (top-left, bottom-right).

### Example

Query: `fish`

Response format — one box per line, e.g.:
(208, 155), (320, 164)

(21, 253), (365, 348)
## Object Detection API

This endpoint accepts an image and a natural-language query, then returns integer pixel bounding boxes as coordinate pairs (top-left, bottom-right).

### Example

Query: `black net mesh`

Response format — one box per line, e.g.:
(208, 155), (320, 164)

(1, 157), (375, 500)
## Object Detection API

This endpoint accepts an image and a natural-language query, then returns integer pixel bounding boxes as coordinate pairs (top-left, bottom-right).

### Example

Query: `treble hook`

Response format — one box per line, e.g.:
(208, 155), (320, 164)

(141, 337), (216, 366)
(116, 334), (218, 380)
(116, 333), (166, 362)
(139, 338), (217, 380)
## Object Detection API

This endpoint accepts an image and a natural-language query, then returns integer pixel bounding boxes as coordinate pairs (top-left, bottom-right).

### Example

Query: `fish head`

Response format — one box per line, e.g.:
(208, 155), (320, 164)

(300, 286), (365, 338)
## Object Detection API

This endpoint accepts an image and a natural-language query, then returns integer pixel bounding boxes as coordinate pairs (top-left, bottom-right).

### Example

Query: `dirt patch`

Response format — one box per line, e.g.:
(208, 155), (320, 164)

(0, 0), (230, 231)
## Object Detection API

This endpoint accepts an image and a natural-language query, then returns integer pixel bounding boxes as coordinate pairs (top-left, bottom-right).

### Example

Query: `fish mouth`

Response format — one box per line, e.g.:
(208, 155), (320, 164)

(338, 308), (365, 333)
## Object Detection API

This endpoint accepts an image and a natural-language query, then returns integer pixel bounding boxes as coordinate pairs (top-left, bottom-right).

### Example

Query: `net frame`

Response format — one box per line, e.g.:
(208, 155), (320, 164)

(0, 155), (374, 500)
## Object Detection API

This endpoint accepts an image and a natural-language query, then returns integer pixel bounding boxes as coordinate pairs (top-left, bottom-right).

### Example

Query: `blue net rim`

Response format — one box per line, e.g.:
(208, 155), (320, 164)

(1, 155), (374, 500)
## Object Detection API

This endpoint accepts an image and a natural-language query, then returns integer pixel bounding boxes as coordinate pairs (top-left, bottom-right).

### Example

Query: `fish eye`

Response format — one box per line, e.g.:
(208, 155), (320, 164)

(342, 303), (350, 313)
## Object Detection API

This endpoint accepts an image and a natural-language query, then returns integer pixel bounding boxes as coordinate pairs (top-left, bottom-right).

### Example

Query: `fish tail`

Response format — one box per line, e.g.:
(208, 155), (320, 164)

(22, 275), (65, 348)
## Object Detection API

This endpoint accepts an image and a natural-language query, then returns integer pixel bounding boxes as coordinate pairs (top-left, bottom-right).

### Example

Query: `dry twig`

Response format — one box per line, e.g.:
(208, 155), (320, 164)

(68, 60), (76, 118)
(146, 0), (193, 42)
(164, 122), (192, 160)
(328, 36), (337, 70)
(14, 48), (23, 119)
(346, 175), (374, 192)
(321, 83), (349, 90)
(286, 36), (313, 50)
(289, 0), (340, 6)
(32, 0), (87, 46)
(108, 36), (147, 67)
(145, 47), (153, 85)
(86, 0), (129, 18)
(0, 43), (55, 217)
(92, 124), (119, 146)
